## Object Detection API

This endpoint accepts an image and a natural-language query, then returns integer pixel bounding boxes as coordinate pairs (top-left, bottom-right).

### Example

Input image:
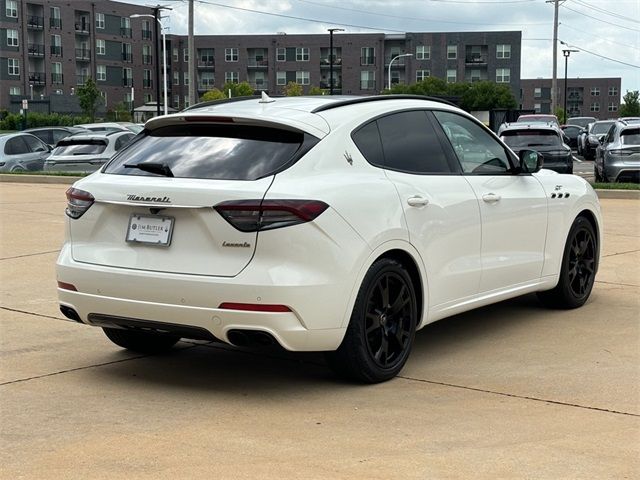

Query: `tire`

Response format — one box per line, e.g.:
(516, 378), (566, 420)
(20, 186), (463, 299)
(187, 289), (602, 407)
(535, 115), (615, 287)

(325, 258), (417, 383)
(537, 216), (597, 309)
(102, 327), (180, 354)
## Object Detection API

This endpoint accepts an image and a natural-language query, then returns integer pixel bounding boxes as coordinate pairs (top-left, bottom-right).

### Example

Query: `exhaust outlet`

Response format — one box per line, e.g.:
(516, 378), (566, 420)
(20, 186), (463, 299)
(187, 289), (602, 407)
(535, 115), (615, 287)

(60, 305), (82, 322)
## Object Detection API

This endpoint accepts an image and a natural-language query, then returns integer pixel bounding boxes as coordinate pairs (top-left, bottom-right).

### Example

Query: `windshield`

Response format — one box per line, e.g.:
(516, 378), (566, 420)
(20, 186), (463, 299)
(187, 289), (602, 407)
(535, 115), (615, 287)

(621, 128), (640, 145)
(592, 122), (614, 135)
(52, 140), (107, 156)
(501, 130), (561, 148)
(104, 124), (311, 180)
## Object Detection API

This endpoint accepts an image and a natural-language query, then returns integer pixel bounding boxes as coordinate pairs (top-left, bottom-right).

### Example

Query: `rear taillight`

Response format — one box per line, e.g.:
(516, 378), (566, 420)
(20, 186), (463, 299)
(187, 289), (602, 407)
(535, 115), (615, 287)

(609, 149), (633, 156)
(65, 187), (94, 219)
(215, 199), (329, 232)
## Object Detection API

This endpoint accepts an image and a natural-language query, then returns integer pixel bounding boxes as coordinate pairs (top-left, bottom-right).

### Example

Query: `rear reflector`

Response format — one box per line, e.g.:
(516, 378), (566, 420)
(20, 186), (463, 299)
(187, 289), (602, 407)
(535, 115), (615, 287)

(218, 302), (291, 313)
(57, 281), (77, 291)
(215, 199), (329, 232)
(65, 187), (94, 219)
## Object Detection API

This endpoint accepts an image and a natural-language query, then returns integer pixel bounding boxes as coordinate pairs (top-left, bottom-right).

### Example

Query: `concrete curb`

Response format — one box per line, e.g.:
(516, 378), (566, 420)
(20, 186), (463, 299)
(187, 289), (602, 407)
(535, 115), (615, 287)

(1, 174), (639, 199)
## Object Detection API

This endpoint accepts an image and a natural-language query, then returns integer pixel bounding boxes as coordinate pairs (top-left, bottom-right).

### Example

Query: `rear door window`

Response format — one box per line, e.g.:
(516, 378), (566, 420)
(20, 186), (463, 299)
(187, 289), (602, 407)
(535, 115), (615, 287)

(104, 124), (315, 180)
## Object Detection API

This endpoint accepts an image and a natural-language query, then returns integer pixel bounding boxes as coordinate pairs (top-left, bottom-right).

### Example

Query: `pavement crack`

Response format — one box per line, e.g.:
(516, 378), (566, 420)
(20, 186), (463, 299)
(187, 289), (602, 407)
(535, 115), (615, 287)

(595, 280), (639, 288)
(398, 376), (640, 418)
(1, 250), (60, 261)
(1, 306), (64, 321)
(602, 249), (640, 258)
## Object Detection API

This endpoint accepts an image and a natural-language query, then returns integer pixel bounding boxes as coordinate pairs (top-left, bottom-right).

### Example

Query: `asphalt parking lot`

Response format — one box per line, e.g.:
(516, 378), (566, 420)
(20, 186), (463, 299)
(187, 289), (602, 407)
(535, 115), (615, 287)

(1, 181), (638, 479)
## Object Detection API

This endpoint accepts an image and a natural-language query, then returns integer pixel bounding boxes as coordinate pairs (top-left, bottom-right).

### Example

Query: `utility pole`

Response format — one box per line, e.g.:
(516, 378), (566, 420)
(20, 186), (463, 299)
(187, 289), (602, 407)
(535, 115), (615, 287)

(327, 28), (344, 95)
(548, 0), (563, 115)
(188, 0), (196, 107)
(154, 6), (161, 116)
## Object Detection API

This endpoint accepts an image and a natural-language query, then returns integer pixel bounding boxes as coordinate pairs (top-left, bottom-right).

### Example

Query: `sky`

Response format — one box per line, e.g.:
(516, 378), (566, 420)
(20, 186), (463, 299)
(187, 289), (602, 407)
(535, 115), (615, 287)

(126, 0), (640, 96)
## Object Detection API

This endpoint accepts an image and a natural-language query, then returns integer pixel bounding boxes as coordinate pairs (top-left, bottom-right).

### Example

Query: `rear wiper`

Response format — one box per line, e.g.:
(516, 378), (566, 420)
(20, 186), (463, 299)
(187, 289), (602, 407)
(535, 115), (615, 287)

(123, 162), (174, 177)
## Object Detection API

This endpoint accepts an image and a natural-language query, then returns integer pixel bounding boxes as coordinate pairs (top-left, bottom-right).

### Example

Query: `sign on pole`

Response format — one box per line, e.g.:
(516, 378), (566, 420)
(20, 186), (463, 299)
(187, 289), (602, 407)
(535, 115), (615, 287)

(22, 99), (28, 109)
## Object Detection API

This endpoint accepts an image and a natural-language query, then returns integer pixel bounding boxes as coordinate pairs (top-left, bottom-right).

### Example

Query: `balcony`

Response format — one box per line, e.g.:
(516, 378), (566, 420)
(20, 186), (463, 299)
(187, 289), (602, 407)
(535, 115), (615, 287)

(143, 54), (153, 65)
(360, 57), (375, 66)
(122, 78), (133, 87)
(320, 57), (342, 68)
(143, 79), (153, 89)
(142, 29), (152, 40)
(121, 27), (132, 38)
(28, 44), (45, 56)
(249, 81), (268, 91)
(385, 56), (408, 67)
(50, 17), (62, 29)
(198, 80), (215, 91)
(27, 15), (44, 29)
(75, 49), (90, 61)
(198, 59), (215, 68)
(50, 45), (63, 56)
(360, 80), (376, 90)
(76, 74), (89, 85)
(465, 54), (488, 65)
(568, 93), (584, 102)
(29, 72), (46, 85)
(74, 22), (90, 34)
(51, 72), (63, 84)
(122, 52), (133, 62)
(247, 58), (268, 68)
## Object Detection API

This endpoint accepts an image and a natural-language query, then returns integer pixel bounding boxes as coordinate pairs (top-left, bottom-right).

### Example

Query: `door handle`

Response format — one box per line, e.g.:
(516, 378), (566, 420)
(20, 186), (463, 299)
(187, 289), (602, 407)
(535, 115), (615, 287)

(482, 193), (501, 203)
(407, 196), (429, 207)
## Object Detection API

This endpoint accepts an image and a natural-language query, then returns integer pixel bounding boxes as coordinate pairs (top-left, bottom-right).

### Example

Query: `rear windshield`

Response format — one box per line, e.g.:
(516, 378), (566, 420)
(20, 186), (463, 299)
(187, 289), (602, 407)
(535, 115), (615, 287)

(501, 130), (561, 148)
(104, 124), (313, 180)
(568, 118), (595, 128)
(517, 115), (557, 124)
(52, 140), (107, 156)
(621, 128), (640, 145)
(592, 122), (614, 135)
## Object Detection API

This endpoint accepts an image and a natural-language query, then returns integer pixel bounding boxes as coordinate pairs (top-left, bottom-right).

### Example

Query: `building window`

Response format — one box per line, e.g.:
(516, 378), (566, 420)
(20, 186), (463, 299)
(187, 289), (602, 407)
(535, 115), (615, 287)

(225, 71), (239, 83)
(608, 102), (617, 112)
(6, 29), (18, 47)
(9, 86), (21, 95)
(496, 44), (511, 59)
(183, 48), (189, 62)
(96, 13), (105, 29)
(142, 20), (152, 40)
(496, 68), (510, 83)
(8, 58), (19, 76)
(183, 72), (189, 85)
(123, 67), (132, 87)
(416, 70), (430, 82)
(225, 48), (238, 62)
(51, 63), (63, 83)
(591, 87), (600, 96)
(173, 48), (179, 62)
(50, 34), (62, 55)
(143, 44), (152, 64)
(534, 103), (541, 113)
(124, 92), (132, 106)
(590, 102), (600, 112)
(120, 17), (131, 37)
(122, 43), (132, 62)
(100, 91), (107, 105)
(143, 70), (152, 89)
(6, 0), (17, 18)
(173, 71), (179, 85)
(276, 71), (286, 85)
(416, 45), (430, 60)
(296, 47), (309, 62)
(534, 87), (542, 98)
(447, 45), (457, 59)
(184, 96), (190, 108)
(96, 39), (105, 56)
(296, 71), (309, 85)
(50, 7), (61, 28)
(276, 48), (286, 62)
(360, 71), (375, 90)
(608, 86), (618, 96)
(144, 93), (153, 103)
(446, 69), (456, 83)
(470, 69), (482, 82)
(97, 65), (106, 81)
(361, 47), (375, 66)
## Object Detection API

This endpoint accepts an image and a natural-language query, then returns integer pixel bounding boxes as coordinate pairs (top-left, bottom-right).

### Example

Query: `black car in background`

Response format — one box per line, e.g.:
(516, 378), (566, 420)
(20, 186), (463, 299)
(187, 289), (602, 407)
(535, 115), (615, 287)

(500, 124), (573, 174)
(560, 125), (581, 150)
(583, 120), (616, 160)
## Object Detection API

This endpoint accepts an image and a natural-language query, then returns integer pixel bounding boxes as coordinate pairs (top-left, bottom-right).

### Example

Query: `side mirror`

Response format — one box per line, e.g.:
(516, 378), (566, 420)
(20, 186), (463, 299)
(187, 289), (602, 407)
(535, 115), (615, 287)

(518, 149), (543, 173)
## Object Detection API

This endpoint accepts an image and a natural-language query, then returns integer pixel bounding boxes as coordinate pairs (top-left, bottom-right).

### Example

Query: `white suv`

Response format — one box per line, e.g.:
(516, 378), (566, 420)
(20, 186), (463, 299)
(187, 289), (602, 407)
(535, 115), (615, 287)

(56, 95), (602, 383)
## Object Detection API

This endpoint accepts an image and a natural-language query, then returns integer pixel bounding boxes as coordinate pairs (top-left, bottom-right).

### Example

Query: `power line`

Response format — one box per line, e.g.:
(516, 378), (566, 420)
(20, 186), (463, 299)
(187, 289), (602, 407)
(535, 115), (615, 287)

(560, 40), (640, 69)
(561, 4), (640, 32)
(568, 0), (639, 23)
(296, 0), (549, 26)
(427, 0), (537, 3)
(561, 22), (640, 51)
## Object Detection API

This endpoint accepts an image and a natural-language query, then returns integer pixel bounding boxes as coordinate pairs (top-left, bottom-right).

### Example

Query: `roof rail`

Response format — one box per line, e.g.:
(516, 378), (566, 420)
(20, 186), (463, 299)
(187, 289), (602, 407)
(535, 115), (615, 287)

(181, 95), (261, 112)
(311, 94), (458, 113)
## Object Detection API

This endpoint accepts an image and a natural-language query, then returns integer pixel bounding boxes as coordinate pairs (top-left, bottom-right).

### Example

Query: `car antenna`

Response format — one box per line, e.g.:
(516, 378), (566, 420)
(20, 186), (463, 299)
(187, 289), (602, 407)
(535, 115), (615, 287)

(259, 91), (275, 104)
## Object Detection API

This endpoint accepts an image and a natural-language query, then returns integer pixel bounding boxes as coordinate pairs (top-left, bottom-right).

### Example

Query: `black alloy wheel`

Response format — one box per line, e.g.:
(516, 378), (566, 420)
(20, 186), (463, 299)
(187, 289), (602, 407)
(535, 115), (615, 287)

(325, 258), (417, 383)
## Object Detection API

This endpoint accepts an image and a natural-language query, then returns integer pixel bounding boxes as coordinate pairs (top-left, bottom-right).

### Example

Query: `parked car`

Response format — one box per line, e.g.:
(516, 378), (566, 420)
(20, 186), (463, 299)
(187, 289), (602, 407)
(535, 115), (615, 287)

(560, 125), (581, 150)
(0, 132), (51, 172)
(516, 114), (559, 126)
(594, 120), (640, 183)
(500, 124), (573, 173)
(73, 122), (131, 133)
(55, 95), (601, 383)
(44, 131), (135, 173)
(567, 116), (596, 129)
(24, 126), (89, 148)
(583, 120), (616, 160)
(116, 122), (144, 134)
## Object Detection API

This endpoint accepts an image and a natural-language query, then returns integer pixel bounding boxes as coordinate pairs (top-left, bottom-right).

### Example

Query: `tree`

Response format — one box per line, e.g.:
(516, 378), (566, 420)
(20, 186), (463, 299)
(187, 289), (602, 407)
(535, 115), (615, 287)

(619, 90), (640, 117)
(283, 81), (303, 96)
(201, 82), (255, 102)
(555, 107), (566, 125)
(200, 88), (226, 102)
(76, 77), (103, 122)
(106, 102), (132, 122)
(308, 86), (327, 96)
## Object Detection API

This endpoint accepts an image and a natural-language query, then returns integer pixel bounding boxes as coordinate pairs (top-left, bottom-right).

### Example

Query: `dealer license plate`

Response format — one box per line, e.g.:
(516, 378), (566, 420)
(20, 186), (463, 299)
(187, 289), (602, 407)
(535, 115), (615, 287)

(126, 214), (174, 246)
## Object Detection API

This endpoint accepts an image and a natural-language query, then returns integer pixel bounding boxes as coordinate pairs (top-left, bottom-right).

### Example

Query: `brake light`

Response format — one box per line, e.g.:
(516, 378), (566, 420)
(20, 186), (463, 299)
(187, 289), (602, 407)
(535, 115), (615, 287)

(214, 199), (329, 232)
(65, 187), (94, 219)
(219, 302), (291, 312)
(57, 281), (77, 291)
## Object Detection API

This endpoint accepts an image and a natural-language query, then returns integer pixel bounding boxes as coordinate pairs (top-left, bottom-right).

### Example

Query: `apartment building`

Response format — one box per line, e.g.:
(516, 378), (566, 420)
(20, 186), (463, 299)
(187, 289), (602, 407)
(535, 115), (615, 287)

(521, 77), (622, 120)
(1, 0), (522, 113)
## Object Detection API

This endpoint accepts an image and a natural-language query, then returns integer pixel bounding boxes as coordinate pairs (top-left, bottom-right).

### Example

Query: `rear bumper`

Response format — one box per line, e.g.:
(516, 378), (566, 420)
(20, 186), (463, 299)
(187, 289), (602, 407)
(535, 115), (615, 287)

(604, 158), (640, 183)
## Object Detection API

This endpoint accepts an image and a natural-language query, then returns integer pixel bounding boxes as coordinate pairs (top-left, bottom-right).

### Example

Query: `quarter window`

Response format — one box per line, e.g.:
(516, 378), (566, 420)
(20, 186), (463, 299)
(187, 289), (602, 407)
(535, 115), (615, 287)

(434, 110), (512, 174)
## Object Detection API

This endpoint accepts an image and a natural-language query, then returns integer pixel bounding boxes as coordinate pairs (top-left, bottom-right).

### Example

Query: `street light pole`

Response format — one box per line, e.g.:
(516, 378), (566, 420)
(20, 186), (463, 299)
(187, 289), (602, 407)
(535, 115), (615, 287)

(562, 48), (578, 123)
(388, 53), (413, 91)
(327, 28), (344, 95)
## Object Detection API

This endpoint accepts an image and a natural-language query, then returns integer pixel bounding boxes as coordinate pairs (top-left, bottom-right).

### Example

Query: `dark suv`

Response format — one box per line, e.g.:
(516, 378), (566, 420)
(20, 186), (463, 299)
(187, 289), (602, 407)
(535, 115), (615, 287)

(500, 124), (573, 174)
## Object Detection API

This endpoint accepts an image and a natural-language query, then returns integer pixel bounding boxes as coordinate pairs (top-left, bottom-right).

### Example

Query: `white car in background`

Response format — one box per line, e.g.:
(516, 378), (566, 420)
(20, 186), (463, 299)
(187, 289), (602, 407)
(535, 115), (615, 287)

(56, 95), (602, 383)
